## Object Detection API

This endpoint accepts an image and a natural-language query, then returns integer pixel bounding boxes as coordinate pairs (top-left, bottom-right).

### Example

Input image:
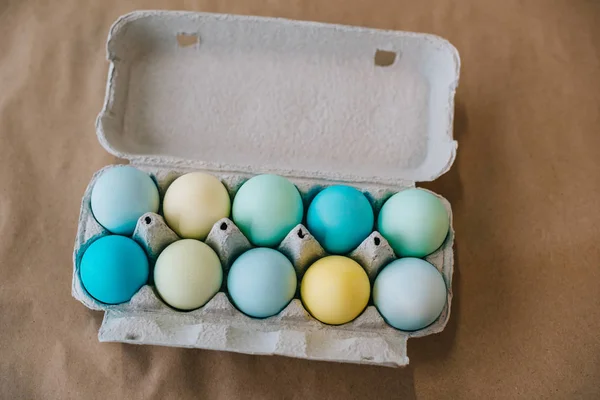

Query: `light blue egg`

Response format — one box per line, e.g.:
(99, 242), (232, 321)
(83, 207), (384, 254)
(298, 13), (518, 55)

(373, 258), (447, 331)
(79, 235), (149, 304)
(378, 188), (449, 258)
(91, 166), (160, 235)
(232, 174), (303, 247)
(307, 185), (374, 254)
(227, 248), (297, 318)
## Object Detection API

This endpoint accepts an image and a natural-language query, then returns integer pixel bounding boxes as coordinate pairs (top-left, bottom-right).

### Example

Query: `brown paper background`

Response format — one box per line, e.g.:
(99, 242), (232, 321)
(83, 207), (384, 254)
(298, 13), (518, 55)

(1, 0), (599, 398)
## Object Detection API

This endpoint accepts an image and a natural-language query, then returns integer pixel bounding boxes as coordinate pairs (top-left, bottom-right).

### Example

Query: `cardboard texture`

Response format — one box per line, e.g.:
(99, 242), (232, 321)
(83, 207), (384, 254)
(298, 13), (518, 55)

(1, 0), (600, 398)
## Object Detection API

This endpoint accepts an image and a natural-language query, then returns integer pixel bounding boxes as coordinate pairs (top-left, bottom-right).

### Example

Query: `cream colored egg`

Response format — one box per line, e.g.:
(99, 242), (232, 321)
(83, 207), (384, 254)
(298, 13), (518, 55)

(163, 172), (231, 240)
(154, 239), (223, 311)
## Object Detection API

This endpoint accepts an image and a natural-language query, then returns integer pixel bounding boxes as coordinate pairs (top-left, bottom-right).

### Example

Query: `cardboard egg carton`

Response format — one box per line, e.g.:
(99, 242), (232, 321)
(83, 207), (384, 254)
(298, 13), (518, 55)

(72, 11), (460, 367)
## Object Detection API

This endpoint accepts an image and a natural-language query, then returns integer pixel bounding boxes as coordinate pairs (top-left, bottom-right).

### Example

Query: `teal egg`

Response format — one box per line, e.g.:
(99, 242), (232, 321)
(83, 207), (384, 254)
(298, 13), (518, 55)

(307, 185), (374, 254)
(378, 188), (449, 257)
(91, 166), (160, 235)
(79, 235), (149, 304)
(232, 174), (303, 247)
(373, 258), (447, 331)
(227, 248), (297, 318)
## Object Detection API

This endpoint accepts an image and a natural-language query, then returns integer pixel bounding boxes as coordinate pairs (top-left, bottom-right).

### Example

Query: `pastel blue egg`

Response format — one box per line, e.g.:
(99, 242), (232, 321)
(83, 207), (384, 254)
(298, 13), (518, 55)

(79, 235), (149, 304)
(378, 188), (449, 258)
(227, 248), (297, 318)
(307, 185), (374, 254)
(91, 166), (160, 235)
(373, 258), (447, 331)
(232, 174), (303, 247)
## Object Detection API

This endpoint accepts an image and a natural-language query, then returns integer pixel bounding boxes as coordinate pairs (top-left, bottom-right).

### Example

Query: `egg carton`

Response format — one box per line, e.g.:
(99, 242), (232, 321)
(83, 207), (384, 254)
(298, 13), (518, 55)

(73, 167), (454, 366)
(73, 11), (460, 367)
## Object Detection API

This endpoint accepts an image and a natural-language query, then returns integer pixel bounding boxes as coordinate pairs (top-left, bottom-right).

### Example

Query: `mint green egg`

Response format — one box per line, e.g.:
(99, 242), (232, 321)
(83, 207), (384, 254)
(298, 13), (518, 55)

(232, 175), (303, 247)
(378, 188), (449, 258)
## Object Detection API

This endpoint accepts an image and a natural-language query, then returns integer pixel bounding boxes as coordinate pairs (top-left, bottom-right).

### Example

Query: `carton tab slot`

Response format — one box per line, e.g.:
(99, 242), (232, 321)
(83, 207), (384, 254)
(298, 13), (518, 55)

(176, 33), (199, 48)
(374, 49), (397, 67)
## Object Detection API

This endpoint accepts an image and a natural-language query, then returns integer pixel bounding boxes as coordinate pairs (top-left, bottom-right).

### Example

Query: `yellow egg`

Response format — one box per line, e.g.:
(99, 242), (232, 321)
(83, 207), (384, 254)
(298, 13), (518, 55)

(301, 256), (370, 325)
(163, 172), (231, 240)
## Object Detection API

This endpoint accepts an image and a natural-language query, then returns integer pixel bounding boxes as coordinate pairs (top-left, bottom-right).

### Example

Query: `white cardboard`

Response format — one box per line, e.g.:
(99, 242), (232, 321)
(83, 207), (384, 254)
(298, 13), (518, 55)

(73, 10), (460, 367)
(97, 11), (459, 185)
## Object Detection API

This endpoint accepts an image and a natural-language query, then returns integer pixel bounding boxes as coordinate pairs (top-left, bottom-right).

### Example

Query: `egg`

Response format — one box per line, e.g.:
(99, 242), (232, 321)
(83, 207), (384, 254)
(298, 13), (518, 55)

(79, 235), (149, 304)
(307, 185), (374, 254)
(91, 166), (160, 235)
(373, 258), (447, 331)
(232, 174), (303, 247)
(301, 256), (370, 325)
(378, 188), (449, 258)
(227, 248), (297, 318)
(162, 172), (231, 240)
(154, 239), (222, 310)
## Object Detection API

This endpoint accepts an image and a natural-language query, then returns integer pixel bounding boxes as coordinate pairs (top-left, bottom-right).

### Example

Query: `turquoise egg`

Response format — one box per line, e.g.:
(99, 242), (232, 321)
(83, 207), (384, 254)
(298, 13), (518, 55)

(227, 248), (297, 318)
(79, 235), (149, 304)
(307, 185), (374, 254)
(378, 188), (449, 258)
(373, 258), (447, 331)
(91, 166), (160, 235)
(232, 174), (303, 247)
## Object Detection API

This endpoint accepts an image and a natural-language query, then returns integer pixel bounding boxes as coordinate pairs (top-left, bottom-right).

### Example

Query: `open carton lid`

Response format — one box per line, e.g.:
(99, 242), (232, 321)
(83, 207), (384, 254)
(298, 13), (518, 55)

(97, 11), (460, 186)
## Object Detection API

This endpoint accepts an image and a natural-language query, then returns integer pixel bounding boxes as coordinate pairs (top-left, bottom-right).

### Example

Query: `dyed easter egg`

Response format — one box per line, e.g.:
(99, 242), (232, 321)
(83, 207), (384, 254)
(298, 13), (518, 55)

(163, 172), (231, 240)
(232, 174), (303, 247)
(154, 239), (222, 311)
(307, 185), (374, 254)
(300, 256), (370, 325)
(373, 258), (447, 331)
(91, 166), (160, 235)
(378, 188), (449, 258)
(79, 235), (149, 304)
(227, 248), (297, 318)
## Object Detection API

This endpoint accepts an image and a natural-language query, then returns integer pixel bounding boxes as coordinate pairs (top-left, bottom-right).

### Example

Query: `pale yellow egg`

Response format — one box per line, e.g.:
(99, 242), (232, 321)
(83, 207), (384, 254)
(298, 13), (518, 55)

(163, 172), (231, 240)
(154, 239), (222, 310)
(301, 256), (370, 325)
